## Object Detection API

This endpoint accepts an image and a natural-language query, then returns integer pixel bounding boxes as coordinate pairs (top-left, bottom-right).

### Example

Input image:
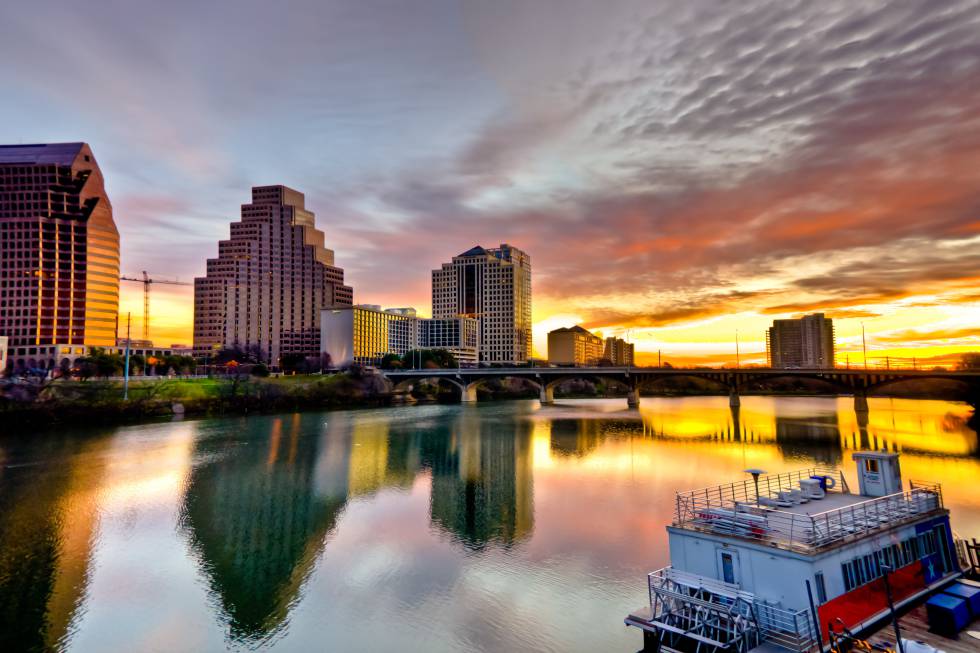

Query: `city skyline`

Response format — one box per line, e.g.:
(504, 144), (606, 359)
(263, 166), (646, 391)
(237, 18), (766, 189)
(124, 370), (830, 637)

(3, 1), (979, 366)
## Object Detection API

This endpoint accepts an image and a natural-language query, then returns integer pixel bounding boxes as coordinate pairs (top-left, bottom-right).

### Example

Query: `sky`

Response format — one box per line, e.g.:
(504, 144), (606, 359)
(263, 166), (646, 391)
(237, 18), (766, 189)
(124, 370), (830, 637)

(2, 0), (979, 366)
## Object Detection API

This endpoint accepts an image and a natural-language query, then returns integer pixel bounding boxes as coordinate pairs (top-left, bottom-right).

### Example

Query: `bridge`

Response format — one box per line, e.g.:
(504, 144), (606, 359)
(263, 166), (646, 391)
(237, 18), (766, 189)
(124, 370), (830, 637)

(380, 366), (980, 412)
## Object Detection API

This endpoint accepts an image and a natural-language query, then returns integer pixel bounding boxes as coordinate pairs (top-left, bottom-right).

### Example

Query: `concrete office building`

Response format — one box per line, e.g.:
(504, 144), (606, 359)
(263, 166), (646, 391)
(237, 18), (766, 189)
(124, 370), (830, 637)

(432, 244), (531, 365)
(766, 312), (836, 369)
(321, 305), (479, 367)
(604, 336), (635, 366)
(194, 185), (352, 364)
(0, 143), (120, 373)
(547, 325), (604, 366)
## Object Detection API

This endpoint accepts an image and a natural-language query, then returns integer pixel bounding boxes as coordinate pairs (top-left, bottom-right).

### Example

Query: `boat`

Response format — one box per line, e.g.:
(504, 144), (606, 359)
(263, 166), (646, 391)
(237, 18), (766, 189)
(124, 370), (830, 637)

(625, 450), (963, 653)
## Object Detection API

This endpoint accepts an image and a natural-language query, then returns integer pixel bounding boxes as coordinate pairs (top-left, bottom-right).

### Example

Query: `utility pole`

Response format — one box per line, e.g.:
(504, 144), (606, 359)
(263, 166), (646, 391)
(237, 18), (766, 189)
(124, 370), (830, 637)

(862, 323), (868, 370)
(735, 330), (740, 369)
(658, 349), (661, 368)
(123, 312), (131, 400)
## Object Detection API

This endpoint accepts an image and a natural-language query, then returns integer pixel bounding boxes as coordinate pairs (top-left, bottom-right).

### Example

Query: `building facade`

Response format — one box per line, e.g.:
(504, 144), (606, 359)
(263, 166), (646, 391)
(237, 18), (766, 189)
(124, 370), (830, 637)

(0, 143), (120, 373)
(431, 244), (531, 365)
(766, 312), (835, 368)
(547, 326), (604, 365)
(193, 185), (352, 364)
(604, 336), (635, 366)
(321, 305), (479, 367)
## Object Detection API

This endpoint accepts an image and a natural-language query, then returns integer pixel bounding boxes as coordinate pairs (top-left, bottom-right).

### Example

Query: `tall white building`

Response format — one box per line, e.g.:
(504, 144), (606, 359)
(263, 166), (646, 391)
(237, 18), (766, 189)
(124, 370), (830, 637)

(431, 244), (531, 365)
(766, 312), (836, 369)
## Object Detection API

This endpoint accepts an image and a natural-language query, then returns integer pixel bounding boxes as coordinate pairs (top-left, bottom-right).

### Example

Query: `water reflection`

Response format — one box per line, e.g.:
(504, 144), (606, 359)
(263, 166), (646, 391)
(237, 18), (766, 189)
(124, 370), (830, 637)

(425, 409), (534, 549)
(0, 397), (976, 652)
(181, 414), (349, 642)
(0, 434), (110, 652)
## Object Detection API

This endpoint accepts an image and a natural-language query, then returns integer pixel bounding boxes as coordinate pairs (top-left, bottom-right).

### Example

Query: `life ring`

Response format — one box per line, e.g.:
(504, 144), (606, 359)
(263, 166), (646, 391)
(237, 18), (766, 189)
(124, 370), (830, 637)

(824, 476), (837, 490)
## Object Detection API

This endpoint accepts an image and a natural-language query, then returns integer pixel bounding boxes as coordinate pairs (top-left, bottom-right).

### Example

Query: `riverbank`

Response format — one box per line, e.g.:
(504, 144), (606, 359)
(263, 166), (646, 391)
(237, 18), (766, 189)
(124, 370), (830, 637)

(0, 374), (393, 431)
(2, 373), (977, 432)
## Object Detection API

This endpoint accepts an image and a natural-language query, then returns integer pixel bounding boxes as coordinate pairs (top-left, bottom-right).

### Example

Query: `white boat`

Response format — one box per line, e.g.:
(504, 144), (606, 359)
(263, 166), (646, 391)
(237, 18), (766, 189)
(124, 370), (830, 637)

(625, 451), (960, 653)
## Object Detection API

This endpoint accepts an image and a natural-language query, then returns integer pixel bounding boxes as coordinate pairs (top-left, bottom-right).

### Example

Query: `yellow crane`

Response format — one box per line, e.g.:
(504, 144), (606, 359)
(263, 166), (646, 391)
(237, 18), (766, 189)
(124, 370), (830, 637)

(119, 271), (191, 342)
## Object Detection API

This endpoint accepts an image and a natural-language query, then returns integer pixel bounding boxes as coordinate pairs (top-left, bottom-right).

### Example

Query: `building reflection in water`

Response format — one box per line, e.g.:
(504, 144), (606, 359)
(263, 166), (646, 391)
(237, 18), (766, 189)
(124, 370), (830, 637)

(173, 398), (975, 646)
(180, 407), (542, 642)
(549, 418), (604, 458)
(636, 397), (977, 462)
(180, 413), (352, 643)
(423, 409), (534, 550)
(0, 435), (110, 652)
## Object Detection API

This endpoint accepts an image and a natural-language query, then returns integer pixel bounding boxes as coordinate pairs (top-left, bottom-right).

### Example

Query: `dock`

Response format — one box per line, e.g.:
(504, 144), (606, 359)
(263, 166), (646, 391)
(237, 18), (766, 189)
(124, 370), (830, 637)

(861, 601), (980, 653)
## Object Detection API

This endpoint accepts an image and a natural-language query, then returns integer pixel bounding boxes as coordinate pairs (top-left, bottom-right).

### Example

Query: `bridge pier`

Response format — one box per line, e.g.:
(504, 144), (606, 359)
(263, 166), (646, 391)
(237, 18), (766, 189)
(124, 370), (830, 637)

(627, 388), (640, 409)
(461, 382), (479, 403)
(539, 385), (555, 406)
(729, 390), (741, 408)
(854, 391), (869, 414)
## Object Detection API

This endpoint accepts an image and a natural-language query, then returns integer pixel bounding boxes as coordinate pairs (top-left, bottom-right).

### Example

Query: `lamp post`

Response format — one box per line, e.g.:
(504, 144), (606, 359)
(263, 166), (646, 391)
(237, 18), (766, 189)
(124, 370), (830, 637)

(123, 312), (131, 400)
(745, 468), (766, 505)
(862, 322), (868, 370)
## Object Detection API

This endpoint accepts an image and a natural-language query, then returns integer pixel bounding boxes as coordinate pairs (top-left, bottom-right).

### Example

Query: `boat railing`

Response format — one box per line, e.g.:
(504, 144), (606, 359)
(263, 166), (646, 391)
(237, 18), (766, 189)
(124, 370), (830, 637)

(646, 567), (818, 653)
(676, 467), (843, 514)
(674, 471), (943, 552)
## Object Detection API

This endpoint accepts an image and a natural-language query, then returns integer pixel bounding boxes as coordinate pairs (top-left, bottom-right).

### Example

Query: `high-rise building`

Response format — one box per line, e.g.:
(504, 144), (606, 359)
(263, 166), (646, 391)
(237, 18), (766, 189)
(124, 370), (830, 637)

(766, 312), (835, 369)
(603, 336), (635, 366)
(0, 143), (120, 372)
(321, 305), (479, 367)
(431, 244), (531, 365)
(547, 325), (604, 365)
(194, 185), (352, 364)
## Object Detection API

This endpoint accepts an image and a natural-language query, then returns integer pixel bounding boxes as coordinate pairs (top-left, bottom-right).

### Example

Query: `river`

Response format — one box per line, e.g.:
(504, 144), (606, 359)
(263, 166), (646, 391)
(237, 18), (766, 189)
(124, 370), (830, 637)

(1, 397), (977, 652)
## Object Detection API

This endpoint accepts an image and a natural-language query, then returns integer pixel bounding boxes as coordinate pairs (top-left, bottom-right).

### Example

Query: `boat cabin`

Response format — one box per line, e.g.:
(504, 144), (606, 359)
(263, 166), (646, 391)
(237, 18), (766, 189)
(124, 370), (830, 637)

(626, 451), (959, 653)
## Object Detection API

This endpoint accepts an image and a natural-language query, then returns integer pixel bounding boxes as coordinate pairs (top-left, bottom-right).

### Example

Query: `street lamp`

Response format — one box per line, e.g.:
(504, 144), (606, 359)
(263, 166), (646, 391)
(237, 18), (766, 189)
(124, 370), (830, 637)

(745, 468), (766, 505)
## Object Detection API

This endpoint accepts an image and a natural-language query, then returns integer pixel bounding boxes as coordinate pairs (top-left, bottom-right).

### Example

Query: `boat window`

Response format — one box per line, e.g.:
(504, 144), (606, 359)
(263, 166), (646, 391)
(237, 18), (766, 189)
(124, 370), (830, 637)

(720, 552), (735, 584)
(814, 572), (827, 604)
(864, 459), (879, 473)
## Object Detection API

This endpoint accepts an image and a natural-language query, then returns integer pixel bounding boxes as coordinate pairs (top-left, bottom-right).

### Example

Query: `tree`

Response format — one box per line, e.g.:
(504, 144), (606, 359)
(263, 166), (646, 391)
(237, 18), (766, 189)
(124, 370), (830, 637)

(280, 353), (307, 373)
(251, 363), (270, 377)
(76, 347), (124, 379)
(380, 353), (403, 370)
(957, 352), (980, 370)
(215, 345), (265, 365)
(129, 353), (146, 375)
(401, 349), (457, 369)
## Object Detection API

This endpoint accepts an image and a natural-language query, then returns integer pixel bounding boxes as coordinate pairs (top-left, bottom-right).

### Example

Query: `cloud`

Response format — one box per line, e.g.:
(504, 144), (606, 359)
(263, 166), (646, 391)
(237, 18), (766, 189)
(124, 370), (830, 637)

(875, 327), (980, 344)
(4, 0), (980, 362)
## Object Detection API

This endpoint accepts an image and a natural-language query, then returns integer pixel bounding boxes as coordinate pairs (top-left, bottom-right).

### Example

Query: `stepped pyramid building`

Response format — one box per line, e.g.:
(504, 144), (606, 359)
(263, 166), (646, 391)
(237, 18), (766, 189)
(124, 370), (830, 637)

(193, 185), (352, 364)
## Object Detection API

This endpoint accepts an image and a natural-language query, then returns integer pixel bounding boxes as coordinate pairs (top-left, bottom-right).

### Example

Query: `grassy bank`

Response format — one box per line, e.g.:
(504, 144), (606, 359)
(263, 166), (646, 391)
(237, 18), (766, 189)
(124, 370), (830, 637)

(1, 374), (390, 430)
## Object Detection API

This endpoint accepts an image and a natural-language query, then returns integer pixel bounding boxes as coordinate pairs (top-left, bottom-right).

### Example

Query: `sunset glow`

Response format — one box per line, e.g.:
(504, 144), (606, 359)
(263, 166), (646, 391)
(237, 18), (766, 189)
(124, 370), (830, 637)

(3, 1), (978, 364)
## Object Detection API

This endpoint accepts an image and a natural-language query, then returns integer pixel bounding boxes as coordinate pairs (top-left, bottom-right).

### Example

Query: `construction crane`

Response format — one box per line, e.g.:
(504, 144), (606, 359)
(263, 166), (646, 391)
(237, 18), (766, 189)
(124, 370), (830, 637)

(119, 271), (192, 342)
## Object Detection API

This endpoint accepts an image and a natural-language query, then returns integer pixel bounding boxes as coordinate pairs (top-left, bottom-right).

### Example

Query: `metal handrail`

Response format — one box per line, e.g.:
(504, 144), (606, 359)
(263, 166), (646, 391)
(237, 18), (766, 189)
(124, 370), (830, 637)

(646, 567), (818, 653)
(674, 476), (943, 553)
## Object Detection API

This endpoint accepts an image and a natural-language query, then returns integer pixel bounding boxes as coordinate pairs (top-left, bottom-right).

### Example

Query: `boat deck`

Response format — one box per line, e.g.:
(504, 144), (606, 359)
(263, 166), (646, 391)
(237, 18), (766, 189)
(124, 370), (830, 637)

(862, 602), (980, 653)
(774, 491), (867, 516)
(673, 467), (945, 553)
